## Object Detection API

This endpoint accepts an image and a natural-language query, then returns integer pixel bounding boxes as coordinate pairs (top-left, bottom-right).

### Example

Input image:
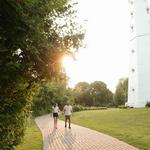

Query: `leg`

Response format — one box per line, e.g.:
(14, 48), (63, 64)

(68, 116), (71, 129)
(55, 117), (58, 129)
(53, 117), (56, 128)
(65, 116), (67, 127)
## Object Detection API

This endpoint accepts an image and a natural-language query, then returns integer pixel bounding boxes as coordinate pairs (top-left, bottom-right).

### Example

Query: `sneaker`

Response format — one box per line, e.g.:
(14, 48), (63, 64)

(65, 125), (67, 128)
(69, 126), (71, 129)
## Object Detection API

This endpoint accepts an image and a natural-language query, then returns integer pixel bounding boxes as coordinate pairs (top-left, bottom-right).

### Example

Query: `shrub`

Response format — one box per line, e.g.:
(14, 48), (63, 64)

(85, 107), (107, 110)
(73, 105), (84, 112)
(118, 105), (128, 109)
(0, 82), (33, 150)
(145, 101), (150, 107)
(72, 105), (108, 112)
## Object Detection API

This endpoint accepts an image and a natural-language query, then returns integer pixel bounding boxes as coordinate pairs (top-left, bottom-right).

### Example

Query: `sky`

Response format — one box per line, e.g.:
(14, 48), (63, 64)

(62, 0), (130, 93)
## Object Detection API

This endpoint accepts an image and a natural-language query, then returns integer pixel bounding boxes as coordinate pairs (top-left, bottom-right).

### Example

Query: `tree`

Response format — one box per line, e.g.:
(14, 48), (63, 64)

(32, 80), (74, 116)
(114, 78), (128, 106)
(90, 81), (113, 106)
(74, 81), (113, 107)
(0, 0), (84, 149)
(74, 82), (91, 106)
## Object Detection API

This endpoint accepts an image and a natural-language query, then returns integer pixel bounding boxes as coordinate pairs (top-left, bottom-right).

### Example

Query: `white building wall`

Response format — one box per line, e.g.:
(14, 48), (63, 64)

(136, 36), (150, 107)
(128, 38), (138, 107)
(128, 0), (150, 107)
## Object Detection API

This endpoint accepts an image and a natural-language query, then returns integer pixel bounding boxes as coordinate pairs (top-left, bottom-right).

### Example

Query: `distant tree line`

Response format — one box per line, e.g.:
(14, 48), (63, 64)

(73, 81), (113, 107)
(73, 78), (128, 107)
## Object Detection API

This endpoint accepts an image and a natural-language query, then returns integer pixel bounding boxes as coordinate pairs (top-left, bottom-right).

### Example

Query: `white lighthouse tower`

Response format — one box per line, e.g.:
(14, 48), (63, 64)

(128, 0), (150, 107)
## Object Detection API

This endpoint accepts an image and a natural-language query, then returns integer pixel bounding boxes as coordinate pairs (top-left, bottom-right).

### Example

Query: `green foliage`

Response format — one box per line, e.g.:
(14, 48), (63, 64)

(85, 107), (107, 110)
(32, 80), (74, 116)
(68, 104), (108, 112)
(0, 80), (34, 149)
(114, 78), (128, 106)
(90, 81), (113, 107)
(73, 105), (84, 112)
(145, 101), (150, 107)
(0, 0), (84, 149)
(74, 82), (91, 106)
(74, 81), (113, 107)
(118, 105), (128, 109)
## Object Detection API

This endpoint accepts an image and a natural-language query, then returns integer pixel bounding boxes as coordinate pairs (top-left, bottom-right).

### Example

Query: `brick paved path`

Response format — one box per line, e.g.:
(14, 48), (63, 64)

(35, 114), (138, 150)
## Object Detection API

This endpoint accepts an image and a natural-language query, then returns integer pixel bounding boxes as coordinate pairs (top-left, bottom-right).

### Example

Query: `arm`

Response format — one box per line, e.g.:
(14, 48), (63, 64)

(58, 107), (61, 114)
(71, 106), (73, 116)
(63, 106), (66, 114)
(52, 106), (54, 113)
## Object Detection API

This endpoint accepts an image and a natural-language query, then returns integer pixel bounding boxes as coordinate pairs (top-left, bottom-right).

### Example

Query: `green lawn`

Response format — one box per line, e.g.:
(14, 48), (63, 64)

(15, 119), (42, 150)
(70, 108), (150, 150)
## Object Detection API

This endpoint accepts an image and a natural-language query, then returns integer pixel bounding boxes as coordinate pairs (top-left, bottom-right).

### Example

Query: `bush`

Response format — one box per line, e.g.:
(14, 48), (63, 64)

(73, 106), (107, 112)
(145, 101), (150, 107)
(118, 105), (128, 109)
(73, 105), (84, 112)
(0, 82), (33, 150)
(85, 107), (107, 110)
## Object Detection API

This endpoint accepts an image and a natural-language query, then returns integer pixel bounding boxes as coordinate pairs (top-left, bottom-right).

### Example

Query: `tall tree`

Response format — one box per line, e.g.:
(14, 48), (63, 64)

(74, 82), (91, 106)
(90, 81), (113, 106)
(74, 81), (113, 107)
(0, 0), (84, 149)
(114, 78), (128, 106)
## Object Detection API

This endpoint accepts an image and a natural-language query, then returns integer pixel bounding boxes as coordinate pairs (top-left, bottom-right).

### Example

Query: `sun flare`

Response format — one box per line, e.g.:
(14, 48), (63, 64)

(62, 56), (74, 68)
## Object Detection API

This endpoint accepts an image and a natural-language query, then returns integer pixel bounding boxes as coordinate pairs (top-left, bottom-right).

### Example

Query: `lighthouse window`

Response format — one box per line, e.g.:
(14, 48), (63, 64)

(132, 88), (135, 91)
(129, 0), (134, 5)
(146, 7), (150, 13)
(131, 49), (135, 53)
(131, 68), (135, 72)
(130, 25), (134, 32)
(130, 12), (134, 17)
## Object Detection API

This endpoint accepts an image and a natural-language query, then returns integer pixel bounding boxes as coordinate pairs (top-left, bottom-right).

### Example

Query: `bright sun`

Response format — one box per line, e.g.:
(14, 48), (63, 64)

(62, 56), (74, 68)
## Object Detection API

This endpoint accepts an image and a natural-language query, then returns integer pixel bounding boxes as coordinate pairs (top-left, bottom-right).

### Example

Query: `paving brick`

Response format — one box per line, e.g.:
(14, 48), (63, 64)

(35, 114), (139, 150)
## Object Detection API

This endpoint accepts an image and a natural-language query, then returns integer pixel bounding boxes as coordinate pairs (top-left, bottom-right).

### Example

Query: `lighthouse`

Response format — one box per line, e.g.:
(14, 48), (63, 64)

(128, 0), (150, 107)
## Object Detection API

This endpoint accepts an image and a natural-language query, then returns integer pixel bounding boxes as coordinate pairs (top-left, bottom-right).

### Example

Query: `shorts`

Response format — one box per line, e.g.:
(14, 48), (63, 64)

(53, 113), (58, 118)
(65, 115), (71, 119)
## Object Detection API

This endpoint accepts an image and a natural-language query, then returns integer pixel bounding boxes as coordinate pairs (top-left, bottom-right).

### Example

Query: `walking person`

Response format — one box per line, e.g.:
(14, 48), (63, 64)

(52, 103), (59, 129)
(63, 102), (73, 129)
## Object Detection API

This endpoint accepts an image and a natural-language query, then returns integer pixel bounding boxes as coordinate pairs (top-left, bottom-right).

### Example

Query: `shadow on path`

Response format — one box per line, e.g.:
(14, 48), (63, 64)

(61, 129), (76, 150)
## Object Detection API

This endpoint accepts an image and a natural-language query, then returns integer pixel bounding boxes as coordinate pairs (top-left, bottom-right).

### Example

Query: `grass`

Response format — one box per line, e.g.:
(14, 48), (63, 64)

(69, 108), (150, 150)
(15, 118), (42, 150)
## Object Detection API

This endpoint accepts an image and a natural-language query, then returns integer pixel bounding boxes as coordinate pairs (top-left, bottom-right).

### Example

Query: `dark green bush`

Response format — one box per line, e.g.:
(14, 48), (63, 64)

(85, 107), (107, 110)
(0, 82), (33, 150)
(73, 105), (84, 112)
(73, 106), (107, 112)
(118, 105), (128, 109)
(145, 101), (150, 107)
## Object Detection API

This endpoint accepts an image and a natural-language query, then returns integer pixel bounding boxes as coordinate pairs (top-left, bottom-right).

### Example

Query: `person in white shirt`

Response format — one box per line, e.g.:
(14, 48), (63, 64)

(52, 103), (59, 129)
(63, 102), (72, 129)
